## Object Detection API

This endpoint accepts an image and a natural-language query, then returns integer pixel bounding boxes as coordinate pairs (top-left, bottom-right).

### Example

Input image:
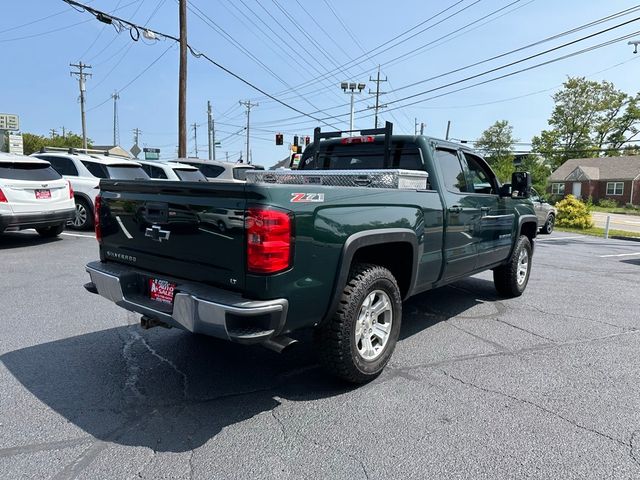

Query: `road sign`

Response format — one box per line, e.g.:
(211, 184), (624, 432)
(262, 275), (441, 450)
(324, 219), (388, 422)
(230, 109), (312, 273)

(130, 144), (141, 158)
(8, 133), (23, 155)
(0, 114), (19, 131)
(143, 147), (160, 160)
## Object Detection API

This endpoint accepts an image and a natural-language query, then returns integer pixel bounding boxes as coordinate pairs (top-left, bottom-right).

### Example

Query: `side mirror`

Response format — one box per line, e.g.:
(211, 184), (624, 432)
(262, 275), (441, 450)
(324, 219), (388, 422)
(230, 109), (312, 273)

(511, 172), (531, 199)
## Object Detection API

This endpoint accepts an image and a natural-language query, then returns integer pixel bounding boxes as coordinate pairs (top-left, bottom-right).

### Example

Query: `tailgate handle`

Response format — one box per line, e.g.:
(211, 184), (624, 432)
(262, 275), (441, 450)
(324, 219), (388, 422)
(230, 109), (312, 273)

(354, 176), (372, 186)
(448, 205), (463, 214)
(143, 202), (168, 222)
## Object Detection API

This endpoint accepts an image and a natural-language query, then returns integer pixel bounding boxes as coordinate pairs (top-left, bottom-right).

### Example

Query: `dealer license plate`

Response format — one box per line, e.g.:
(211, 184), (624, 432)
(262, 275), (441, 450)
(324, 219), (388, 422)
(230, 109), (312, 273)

(35, 189), (51, 199)
(149, 278), (176, 304)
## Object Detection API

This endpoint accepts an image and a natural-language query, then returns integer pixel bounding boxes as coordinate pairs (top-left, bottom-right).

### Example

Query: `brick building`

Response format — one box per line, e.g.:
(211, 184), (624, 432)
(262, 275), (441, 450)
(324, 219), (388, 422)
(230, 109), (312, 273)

(548, 156), (640, 205)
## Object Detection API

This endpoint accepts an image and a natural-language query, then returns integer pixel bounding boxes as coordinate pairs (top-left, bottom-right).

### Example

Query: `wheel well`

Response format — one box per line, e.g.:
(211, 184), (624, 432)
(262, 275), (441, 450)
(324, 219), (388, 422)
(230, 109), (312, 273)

(520, 221), (537, 243)
(351, 242), (413, 298)
(74, 193), (93, 211)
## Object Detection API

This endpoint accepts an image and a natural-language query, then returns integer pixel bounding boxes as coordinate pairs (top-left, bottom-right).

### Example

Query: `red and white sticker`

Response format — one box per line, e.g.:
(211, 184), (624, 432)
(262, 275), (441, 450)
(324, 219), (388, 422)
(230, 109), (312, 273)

(290, 193), (325, 203)
(149, 278), (176, 304)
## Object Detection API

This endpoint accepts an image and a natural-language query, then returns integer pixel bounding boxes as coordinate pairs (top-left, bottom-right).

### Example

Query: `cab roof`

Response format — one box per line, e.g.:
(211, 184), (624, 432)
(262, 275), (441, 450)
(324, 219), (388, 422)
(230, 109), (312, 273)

(1, 152), (50, 165)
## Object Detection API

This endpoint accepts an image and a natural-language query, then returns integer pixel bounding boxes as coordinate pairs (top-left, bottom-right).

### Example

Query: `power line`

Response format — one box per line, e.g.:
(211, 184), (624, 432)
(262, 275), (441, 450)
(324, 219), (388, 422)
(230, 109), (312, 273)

(63, 0), (341, 128)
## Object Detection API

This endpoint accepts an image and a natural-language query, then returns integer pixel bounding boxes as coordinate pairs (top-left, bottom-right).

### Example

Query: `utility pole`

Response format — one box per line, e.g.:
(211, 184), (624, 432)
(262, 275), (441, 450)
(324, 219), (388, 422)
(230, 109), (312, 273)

(420, 122), (425, 135)
(207, 101), (213, 160)
(111, 91), (120, 146)
(445, 120), (451, 140)
(191, 122), (198, 158)
(414, 118), (419, 135)
(132, 128), (142, 158)
(341, 82), (366, 134)
(49, 129), (57, 138)
(368, 66), (387, 128)
(178, 0), (187, 158)
(70, 61), (92, 150)
(239, 100), (258, 164)
(60, 126), (66, 138)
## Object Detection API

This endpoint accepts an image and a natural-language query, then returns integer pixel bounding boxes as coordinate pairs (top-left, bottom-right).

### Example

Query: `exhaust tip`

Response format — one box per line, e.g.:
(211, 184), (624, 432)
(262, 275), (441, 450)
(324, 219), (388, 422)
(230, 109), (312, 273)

(262, 335), (298, 354)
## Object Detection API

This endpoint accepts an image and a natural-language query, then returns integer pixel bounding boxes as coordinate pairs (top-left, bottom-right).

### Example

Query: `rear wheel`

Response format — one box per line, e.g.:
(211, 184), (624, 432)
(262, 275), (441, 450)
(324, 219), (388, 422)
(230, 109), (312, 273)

(541, 214), (554, 235)
(316, 263), (402, 384)
(69, 197), (93, 230)
(36, 224), (65, 238)
(493, 235), (532, 297)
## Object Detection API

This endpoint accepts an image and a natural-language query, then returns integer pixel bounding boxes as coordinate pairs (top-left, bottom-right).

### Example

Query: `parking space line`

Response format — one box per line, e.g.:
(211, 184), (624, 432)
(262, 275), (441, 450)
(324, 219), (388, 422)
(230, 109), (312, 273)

(599, 252), (640, 258)
(536, 236), (584, 241)
(61, 232), (95, 239)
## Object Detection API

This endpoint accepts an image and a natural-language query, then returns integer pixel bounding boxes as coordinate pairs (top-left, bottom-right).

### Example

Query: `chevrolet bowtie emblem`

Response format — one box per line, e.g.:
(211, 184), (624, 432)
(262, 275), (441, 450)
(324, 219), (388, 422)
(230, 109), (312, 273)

(145, 225), (171, 242)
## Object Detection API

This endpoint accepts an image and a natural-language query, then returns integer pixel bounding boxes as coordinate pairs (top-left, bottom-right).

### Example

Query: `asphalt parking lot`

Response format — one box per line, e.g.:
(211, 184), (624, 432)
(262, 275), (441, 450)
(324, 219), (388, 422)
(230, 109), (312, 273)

(1, 230), (640, 479)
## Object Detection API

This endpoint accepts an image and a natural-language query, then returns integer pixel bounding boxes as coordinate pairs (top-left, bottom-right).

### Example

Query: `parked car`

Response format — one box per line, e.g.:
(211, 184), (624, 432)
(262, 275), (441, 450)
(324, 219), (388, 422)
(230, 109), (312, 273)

(85, 122), (538, 384)
(31, 149), (149, 230)
(530, 188), (556, 234)
(176, 158), (262, 182)
(135, 159), (208, 182)
(0, 152), (75, 237)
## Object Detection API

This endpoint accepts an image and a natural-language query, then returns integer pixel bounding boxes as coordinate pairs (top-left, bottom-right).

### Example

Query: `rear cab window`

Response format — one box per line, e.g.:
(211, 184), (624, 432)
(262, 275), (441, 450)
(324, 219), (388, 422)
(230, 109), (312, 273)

(300, 141), (424, 171)
(232, 167), (256, 181)
(0, 162), (62, 181)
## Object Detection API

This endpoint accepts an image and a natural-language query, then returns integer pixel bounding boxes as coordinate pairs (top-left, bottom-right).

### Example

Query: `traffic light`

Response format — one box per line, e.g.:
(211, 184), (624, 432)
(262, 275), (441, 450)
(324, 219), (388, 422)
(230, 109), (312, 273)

(275, 133), (283, 145)
(291, 145), (299, 153)
(305, 135), (310, 146)
(293, 135), (299, 147)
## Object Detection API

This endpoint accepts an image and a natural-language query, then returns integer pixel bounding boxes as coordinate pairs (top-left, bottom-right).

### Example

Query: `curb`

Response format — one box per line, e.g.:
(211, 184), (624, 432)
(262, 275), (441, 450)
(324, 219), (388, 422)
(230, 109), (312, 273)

(610, 235), (640, 243)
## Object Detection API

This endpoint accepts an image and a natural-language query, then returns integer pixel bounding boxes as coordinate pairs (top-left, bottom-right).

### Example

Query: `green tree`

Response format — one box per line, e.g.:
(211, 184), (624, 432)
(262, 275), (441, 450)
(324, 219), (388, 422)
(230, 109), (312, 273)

(475, 120), (516, 183)
(532, 77), (640, 170)
(22, 132), (90, 155)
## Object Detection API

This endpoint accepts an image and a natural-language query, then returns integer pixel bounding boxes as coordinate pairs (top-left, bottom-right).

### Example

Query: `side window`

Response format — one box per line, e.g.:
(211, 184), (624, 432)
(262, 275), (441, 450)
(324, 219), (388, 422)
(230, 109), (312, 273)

(140, 164), (152, 176)
(150, 165), (168, 179)
(462, 152), (498, 194)
(436, 149), (467, 193)
(81, 161), (108, 179)
(200, 165), (224, 178)
(530, 188), (540, 202)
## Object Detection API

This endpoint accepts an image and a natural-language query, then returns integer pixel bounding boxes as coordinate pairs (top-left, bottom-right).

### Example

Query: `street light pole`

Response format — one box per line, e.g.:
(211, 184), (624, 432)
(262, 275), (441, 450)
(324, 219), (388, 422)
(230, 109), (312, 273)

(341, 82), (366, 135)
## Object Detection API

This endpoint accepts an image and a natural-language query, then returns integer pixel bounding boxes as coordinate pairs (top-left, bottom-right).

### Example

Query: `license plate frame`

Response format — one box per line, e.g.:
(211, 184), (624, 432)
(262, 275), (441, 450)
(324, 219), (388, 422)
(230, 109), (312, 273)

(35, 189), (51, 199)
(148, 278), (176, 305)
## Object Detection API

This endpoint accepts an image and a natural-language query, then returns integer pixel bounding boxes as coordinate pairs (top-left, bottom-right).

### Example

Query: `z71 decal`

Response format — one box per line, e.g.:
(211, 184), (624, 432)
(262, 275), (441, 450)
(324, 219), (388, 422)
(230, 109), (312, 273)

(290, 193), (325, 203)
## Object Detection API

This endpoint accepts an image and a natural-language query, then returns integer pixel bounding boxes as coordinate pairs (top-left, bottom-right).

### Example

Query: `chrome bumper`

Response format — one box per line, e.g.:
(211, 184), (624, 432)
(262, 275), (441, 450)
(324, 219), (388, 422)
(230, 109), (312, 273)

(85, 261), (288, 344)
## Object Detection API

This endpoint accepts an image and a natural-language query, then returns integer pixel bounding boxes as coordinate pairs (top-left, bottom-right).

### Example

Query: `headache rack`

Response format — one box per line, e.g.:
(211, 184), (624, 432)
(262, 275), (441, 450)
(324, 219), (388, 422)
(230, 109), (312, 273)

(294, 121), (394, 170)
(245, 168), (428, 190)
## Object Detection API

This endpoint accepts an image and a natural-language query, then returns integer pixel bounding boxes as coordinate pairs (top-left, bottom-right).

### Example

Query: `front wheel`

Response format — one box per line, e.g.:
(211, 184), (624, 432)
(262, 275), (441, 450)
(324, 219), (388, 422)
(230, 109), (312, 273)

(316, 263), (402, 384)
(36, 224), (65, 238)
(541, 214), (554, 235)
(493, 235), (532, 297)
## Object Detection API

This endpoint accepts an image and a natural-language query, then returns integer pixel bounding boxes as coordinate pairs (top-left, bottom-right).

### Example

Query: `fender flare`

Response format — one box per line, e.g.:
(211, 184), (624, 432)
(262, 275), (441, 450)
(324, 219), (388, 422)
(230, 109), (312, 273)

(513, 214), (538, 255)
(323, 228), (420, 323)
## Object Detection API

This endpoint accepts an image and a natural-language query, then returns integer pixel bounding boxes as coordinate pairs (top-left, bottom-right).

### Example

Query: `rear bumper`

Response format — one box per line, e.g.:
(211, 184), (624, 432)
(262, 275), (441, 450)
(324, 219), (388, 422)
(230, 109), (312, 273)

(85, 261), (288, 344)
(0, 208), (75, 230)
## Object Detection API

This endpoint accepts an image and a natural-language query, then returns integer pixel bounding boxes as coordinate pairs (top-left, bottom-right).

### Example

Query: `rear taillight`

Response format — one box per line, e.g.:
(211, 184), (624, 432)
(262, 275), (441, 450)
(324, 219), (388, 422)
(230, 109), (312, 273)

(94, 195), (102, 243)
(68, 181), (74, 199)
(246, 207), (293, 274)
(0, 188), (6, 203)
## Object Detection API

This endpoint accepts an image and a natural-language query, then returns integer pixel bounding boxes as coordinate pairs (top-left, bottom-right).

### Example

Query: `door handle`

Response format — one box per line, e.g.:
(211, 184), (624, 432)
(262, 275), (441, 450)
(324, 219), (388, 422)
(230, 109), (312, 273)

(480, 206), (491, 215)
(448, 205), (463, 214)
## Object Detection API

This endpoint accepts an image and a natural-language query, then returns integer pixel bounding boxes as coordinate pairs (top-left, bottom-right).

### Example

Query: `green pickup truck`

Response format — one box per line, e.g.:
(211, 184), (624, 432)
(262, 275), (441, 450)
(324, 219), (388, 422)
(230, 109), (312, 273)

(85, 123), (537, 383)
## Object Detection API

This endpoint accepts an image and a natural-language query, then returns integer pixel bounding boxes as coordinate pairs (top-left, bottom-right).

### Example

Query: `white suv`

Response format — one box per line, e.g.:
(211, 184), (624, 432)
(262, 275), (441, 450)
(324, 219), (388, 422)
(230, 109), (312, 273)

(175, 158), (262, 182)
(0, 152), (75, 237)
(135, 159), (208, 181)
(31, 149), (148, 230)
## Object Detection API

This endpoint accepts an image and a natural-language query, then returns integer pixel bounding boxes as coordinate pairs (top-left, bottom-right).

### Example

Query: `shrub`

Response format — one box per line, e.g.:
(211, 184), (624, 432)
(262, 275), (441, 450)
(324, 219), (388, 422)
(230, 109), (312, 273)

(598, 198), (618, 209)
(556, 195), (593, 229)
(624, 203), (639, 210)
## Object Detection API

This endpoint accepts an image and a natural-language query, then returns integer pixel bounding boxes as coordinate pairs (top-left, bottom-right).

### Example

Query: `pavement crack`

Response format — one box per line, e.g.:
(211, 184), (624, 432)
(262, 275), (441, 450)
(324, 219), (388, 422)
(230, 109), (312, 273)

(120, 328), (145, 400)
(445, 321), (510, 353)
(51, 441), (108, 480)
(492, 317), (556, 342)
(0, 437), (94, 458)
(133, 330), (189, 399)
(630, 430), (640, 467)
(270, 406), (288, 443)
(440, 368), (630, 450)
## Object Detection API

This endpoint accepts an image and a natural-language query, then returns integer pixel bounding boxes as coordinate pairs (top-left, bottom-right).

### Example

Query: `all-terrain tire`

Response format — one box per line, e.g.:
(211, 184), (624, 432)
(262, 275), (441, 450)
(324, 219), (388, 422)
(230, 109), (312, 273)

(316, 263), (402, 384)
(493, 235), (532, 297)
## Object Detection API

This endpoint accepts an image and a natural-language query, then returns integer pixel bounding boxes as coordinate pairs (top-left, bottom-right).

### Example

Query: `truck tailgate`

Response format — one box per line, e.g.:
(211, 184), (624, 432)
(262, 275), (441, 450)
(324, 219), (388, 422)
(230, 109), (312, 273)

(97, 180), (248, 290)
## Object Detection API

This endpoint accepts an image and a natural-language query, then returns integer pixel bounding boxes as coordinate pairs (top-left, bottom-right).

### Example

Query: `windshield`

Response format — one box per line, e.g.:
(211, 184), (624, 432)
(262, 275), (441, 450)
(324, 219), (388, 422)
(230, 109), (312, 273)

(0, 163), (62, 181)
(174, 168), (207, 182)
(106, 165), (149, 180)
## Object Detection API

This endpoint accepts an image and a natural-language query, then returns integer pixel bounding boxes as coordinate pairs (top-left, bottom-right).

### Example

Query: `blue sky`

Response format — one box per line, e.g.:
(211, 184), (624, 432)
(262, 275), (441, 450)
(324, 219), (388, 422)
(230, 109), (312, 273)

(2, 0), (640, 166)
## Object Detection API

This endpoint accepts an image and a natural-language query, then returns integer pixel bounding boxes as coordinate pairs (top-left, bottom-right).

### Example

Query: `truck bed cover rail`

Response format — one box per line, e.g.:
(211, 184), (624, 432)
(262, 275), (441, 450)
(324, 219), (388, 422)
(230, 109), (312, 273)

(245, 169), (428, 189)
